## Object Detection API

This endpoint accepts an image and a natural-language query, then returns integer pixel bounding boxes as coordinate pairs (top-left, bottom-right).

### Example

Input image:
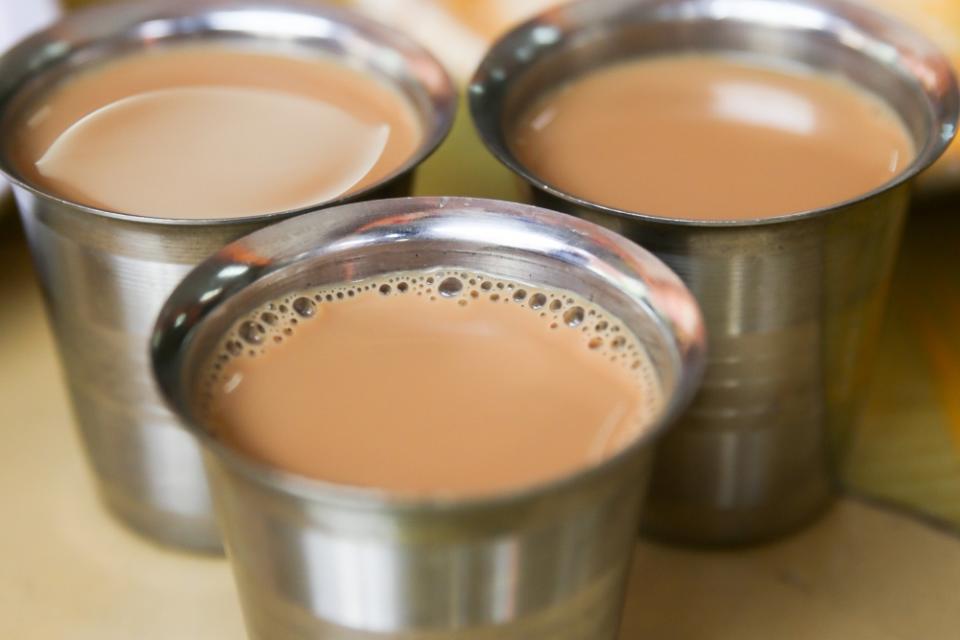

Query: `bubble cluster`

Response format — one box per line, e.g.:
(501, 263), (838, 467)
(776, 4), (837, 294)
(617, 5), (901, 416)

(202, 268), (664, 422)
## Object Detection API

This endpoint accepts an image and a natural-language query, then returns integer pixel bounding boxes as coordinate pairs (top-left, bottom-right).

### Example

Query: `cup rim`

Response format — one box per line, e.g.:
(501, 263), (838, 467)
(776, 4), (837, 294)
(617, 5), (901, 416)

(468, 0), (959, 228)
(0, 0), (458, 227)
(151, 196), (707, 513)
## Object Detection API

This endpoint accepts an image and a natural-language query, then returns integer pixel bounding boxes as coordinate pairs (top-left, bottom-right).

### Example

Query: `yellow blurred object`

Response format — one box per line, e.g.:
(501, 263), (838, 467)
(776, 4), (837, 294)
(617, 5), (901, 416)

(866, 0), (960, 191)
(442, 0), (559, 40)
(350, 0), (558, 80)
(868, 0), (960, 57)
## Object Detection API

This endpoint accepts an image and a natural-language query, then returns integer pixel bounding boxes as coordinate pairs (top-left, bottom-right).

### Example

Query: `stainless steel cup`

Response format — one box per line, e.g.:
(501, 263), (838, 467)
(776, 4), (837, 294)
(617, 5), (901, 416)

(151, 196), (705, 639)
(0, 0), (456, 552)
(470, 0), (959, 545)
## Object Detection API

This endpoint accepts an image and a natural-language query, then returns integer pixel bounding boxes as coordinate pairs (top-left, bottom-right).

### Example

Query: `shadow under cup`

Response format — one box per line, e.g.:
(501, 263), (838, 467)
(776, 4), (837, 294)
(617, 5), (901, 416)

(470, 0), (959, 544)
(151, 197), (705, 640)
(0, 0), (455, 552)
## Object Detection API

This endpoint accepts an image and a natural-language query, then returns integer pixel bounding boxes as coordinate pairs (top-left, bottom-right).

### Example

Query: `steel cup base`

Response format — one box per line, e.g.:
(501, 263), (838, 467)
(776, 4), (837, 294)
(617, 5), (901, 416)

(641, 472), (835, 547)
(234, 561), (630, 639)
(99, 483), (222, 554)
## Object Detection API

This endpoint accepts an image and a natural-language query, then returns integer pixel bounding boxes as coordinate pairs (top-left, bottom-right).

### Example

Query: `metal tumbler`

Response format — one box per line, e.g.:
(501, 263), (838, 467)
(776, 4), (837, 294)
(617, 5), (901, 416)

(0, 0), (455, 552)
(151, 196), (705, 639)
(470, 0), (959, 544)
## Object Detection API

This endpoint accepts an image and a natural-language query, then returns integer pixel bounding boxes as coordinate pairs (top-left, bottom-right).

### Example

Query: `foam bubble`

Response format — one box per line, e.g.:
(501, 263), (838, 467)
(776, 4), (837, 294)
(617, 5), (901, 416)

(563, 306), (585, 327)
(292, 297), (316, 318)
(438, 277), (463, 297)
(260, 311), (279, 326)
(239, 321), (266, 345)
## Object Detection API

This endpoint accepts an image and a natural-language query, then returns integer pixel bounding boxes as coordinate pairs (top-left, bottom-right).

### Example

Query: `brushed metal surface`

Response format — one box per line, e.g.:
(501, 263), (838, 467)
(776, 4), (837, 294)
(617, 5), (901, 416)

(151, 196), (706, 638)
(0, 0), (456, 552)
(470, 0), (958, 544)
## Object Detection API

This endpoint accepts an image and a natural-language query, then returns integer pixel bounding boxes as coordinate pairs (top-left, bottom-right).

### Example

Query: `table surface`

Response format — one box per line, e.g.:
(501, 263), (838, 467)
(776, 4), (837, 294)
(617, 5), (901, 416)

(2, 101), (960, 638)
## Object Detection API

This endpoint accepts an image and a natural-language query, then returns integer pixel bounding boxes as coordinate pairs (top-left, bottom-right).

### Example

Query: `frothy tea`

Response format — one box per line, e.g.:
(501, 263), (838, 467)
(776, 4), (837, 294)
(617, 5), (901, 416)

(511, 54), (915, 220)
(8, 44), (421, 218)
(200, 269), (663, 496)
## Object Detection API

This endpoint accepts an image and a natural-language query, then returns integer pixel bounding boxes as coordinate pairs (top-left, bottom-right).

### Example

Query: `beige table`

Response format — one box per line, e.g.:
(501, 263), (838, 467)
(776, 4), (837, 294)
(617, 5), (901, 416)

(1, 204), (959, 638)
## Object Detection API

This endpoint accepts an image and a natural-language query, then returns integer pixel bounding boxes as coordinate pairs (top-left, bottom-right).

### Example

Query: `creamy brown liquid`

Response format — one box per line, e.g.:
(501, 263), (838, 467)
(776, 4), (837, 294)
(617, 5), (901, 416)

(511, 55), (915, 220)
(201, 270), (663, 496)
(9, 44), (421, 218)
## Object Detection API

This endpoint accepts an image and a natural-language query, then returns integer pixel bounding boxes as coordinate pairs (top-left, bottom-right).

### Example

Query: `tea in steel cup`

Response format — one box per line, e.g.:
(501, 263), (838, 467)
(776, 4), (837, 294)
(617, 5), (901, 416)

(151, 196), (705, 639)
(470, 0), (958, 544)
(0, 0), (456, 552)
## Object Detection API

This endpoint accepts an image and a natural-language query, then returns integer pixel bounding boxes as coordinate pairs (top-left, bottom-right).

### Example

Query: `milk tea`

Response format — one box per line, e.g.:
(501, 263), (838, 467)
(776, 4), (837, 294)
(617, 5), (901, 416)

(200, 269), (664, 496)
(9, 44), (421, 218)
(511, 54), (915, 220)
